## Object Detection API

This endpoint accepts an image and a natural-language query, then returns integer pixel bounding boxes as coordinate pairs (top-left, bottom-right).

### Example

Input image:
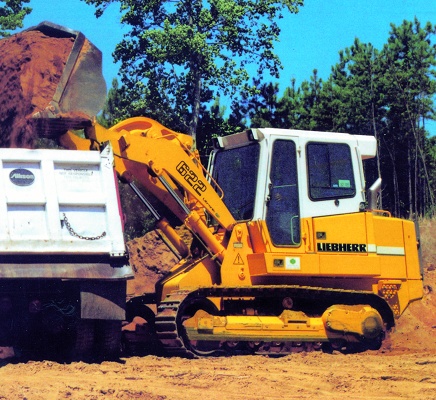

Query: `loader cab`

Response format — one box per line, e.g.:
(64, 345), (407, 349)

(209, 128), (377, 247)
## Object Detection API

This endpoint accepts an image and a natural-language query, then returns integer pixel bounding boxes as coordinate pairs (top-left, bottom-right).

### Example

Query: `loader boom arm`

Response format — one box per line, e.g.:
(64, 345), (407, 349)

(59, 117), (236, 261)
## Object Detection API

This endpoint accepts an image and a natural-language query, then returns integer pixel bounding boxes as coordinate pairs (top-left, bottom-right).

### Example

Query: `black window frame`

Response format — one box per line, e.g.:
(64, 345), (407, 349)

(266, 139), (301, 247)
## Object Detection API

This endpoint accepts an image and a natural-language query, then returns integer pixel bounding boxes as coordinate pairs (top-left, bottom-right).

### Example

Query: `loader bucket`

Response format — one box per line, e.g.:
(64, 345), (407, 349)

(29, 21), (107, 135)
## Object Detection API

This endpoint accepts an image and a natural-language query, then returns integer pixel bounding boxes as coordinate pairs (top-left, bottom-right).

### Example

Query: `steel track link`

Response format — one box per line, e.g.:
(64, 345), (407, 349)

(154, 285), (393, 358)
(155, 290), (195, 358)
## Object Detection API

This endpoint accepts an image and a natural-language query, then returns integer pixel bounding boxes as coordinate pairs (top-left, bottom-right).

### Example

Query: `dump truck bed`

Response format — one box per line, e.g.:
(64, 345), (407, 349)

(0, 146), (125, 257)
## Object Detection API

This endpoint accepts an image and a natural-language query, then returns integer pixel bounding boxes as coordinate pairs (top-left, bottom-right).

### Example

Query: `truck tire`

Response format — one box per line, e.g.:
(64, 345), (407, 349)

(96, 320), (122, 361)
(71, 319), (95, 362)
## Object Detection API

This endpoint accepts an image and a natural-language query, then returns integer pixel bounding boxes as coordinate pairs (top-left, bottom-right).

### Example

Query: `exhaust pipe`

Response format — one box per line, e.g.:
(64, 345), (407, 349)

(368, 177), (382, 210)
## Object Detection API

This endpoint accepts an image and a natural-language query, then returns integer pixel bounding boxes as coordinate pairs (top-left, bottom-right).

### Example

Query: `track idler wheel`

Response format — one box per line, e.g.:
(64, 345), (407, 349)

(179, 298), (222, 357)
(323, 305), (383, 337)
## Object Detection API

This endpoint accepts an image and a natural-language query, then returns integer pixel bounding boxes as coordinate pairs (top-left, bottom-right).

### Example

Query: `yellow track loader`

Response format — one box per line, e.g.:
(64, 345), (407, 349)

(58, 117), (423, 357)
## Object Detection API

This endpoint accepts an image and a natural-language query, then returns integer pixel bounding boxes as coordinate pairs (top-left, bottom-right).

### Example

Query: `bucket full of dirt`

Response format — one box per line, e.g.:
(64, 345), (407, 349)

(0, 21), (106, 148)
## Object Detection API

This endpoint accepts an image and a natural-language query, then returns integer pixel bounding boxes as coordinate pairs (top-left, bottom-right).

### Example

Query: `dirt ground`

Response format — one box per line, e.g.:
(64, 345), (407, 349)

(0, 220), (434, 400)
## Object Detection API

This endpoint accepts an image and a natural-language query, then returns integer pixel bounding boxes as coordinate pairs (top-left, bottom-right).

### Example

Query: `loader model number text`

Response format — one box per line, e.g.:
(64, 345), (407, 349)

(176, 161), (206, 196)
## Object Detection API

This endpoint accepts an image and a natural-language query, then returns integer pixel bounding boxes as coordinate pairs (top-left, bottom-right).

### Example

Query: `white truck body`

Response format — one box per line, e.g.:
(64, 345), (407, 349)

(0, 145), (125, 257)
(0, 146), (132, 325)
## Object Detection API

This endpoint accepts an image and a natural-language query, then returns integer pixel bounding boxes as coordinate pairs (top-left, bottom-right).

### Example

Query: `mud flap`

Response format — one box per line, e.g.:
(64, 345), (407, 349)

(80, 281), (126, 320)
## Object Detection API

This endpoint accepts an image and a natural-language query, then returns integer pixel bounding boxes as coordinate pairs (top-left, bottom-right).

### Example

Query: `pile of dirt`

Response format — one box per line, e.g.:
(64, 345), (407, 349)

(0, 29), (74, 148)
(126, 227), (193, 297)
(391, 218), (436, 353)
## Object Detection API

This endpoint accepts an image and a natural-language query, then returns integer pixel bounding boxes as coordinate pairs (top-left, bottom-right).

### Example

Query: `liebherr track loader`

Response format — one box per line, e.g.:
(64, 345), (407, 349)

(2, 22), (423, 359)
(55, 115), (423, 357)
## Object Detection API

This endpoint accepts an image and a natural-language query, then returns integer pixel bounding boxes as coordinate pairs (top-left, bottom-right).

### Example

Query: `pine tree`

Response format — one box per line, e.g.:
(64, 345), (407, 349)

(0, 0), (31, 37)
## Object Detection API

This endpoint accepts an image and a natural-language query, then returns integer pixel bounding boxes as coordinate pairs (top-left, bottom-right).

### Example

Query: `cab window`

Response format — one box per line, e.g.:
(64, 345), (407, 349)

(307, 143), (355, 200)
(212, 143), (260, 221)
(266, 140), (300, 246)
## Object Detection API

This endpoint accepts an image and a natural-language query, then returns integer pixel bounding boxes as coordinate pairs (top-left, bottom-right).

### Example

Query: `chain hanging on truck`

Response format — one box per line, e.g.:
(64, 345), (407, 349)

(62, 213), (106, 240)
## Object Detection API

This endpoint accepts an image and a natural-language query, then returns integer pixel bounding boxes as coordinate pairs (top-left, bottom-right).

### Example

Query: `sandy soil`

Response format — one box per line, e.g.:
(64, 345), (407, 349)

(0, 221), (434, 400)
(0, 351), (435, 400)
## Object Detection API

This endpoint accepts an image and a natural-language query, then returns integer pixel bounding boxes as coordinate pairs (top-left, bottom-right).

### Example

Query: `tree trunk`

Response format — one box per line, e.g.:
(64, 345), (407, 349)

(393, 162), (399, 217)
(186, 3), (202, 146)
(408, 138), (413, 218)
(189, 69), (202, 146)
(414, 139), (418, 217)
(371, 102), (382, 208)
(382, 134), (400, 216)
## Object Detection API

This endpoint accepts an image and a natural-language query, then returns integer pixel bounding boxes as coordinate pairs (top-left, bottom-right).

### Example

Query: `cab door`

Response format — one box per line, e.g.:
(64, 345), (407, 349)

(265, 139), (300, 247)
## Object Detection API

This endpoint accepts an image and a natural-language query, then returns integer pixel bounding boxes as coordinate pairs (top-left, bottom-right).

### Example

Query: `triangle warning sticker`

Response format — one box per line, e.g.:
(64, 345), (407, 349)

(233, 254), (244, 265)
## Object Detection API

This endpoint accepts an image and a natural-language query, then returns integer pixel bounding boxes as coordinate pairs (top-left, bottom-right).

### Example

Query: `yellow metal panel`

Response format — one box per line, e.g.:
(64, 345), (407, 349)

(310, 213), (379, 276)
(373, 216), (405, 248)
(184, 310), (329, 342)
(220, 223), (253, 286)
(406, 279), (424, 303)
(402, 220), (421, 280)
(159, 257), (221, 300)
(379, 256), (406, 279)
(319, 254), (380, 276)
(247, 253), (320, 276)
(246, 253), (267, 276)
(365, 213), (377, 247)
(313, 213), (368, 245)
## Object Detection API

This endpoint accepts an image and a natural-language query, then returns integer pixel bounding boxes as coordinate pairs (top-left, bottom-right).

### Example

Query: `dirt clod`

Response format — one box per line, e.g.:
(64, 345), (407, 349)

(0, 29), (73, 147)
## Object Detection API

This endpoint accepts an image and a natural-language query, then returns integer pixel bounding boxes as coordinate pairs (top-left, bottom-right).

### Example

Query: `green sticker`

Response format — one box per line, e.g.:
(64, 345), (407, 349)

(338, 180), (351, 188)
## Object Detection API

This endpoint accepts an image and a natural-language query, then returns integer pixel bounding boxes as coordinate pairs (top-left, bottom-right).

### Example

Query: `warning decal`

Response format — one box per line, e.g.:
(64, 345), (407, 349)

(233, 254), (244, 265)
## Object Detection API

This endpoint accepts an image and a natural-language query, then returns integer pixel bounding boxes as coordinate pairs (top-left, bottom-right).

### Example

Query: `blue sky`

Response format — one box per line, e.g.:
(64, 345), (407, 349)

(16, 0), (436, 135)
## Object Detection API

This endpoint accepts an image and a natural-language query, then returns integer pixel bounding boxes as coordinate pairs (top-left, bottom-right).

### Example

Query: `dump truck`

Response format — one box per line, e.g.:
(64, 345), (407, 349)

(0, 22), (131, 362)
(0, 145), (132, 361)
(0, 22), (423, 360)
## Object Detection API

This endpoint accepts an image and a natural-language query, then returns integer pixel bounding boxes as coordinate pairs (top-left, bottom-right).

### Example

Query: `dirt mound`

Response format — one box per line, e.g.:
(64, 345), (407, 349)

(0, 29), (73, 148)
(390, 266), (435, 354)
(126, 227), (193, 297)
(391, 218), (436, 353)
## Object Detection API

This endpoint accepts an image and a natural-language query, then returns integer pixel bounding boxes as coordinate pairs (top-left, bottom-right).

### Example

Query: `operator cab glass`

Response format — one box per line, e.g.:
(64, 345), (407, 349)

(211, 143), (260, 221)
(266, 139), (300, 246)
(212, 130), (360, 248)
(307, 143), (355, 200)
(212, 137), (301, 247)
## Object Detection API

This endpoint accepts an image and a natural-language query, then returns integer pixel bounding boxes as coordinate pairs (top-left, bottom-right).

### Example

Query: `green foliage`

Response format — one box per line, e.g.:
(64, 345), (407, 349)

(422, 135), (436, 217)
(376, 19), (436, 216)
(95, 10), (435, 218)
(241, 78), (281, 128)
(97, 78), (131, 127)
(196, 97), (239, 155)
(82, 0), (303, 141)
(0, 0), (31, 37)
